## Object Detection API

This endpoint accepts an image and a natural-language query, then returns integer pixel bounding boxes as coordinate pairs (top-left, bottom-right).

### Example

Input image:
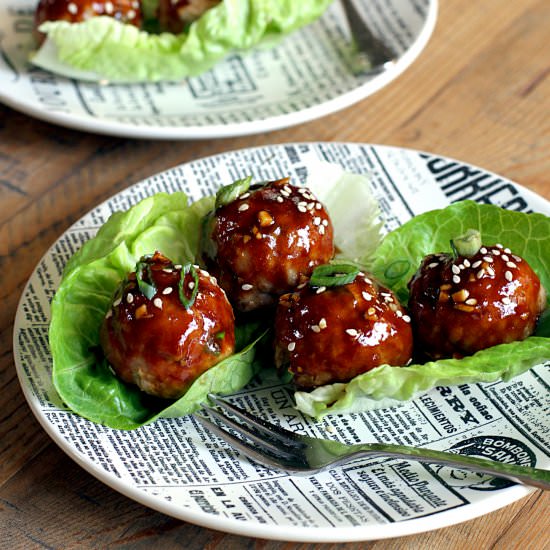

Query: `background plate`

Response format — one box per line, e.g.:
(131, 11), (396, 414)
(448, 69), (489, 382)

(13, 143), (550, 542)
(0, 0), (437, 139)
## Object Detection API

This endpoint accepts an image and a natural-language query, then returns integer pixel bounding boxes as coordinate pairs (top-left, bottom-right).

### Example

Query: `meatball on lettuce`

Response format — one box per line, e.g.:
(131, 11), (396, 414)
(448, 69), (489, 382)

(49, 172), (549, 426)
(31, 0), (333, 82)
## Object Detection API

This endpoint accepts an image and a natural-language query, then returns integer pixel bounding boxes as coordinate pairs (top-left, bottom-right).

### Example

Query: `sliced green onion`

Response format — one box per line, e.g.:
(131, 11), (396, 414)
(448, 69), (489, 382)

(178, 264), (199, 309)
(309, 263), (360, 287)
(215, 176), (253, 209)
(136, 260), (156, 299)
(451, 229), (482, 258)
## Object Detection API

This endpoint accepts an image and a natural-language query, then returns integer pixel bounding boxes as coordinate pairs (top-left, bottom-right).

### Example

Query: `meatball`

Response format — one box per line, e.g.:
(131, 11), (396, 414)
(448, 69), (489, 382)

(99, 251), (235, 399)
(274, 269), (414, 388)
(157, 0), (221, 33)
(202, 178), (335, 312)
(408, 239), (546, 359)
(34, 0), (142, 44)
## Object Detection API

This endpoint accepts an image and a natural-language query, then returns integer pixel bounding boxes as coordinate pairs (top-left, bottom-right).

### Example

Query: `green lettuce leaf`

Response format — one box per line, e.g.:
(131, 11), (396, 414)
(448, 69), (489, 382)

(49, 192), (265, 429)
(32, 0), (334, 82)
(294, 201), (550, 419)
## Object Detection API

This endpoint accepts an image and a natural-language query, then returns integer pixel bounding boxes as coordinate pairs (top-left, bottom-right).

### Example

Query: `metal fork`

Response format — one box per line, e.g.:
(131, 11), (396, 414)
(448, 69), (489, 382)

(340, 0), (397, 75)
(195, 395), (550, 490)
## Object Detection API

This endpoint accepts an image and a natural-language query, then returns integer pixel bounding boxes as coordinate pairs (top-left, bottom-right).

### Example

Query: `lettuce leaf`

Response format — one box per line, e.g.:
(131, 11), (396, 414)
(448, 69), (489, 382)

(32, 0), (334, 82)
(294, 201), (550, 418)
(49, 191), (267, 429)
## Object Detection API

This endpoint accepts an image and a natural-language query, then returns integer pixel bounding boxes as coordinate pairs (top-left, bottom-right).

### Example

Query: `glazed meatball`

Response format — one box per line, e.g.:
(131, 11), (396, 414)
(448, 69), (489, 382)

(157, 0), (221, 33)
(202, 178), (335, 312)
(100, 251), (235, 399)
(34, 0), (142, 44)
(274, 269), (414, 388)
(408, 238), (546, 359)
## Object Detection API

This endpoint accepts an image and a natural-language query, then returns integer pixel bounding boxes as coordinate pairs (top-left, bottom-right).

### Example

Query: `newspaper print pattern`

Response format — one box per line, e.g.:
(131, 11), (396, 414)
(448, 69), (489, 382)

(13, 144), (550, 539)
(0, 0), (436, 136)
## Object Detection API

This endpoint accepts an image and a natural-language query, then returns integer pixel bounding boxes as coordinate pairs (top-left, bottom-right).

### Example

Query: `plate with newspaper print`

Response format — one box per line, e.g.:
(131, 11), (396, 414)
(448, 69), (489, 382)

(0, 0), (437, 139)
(14, 144), (550, 542)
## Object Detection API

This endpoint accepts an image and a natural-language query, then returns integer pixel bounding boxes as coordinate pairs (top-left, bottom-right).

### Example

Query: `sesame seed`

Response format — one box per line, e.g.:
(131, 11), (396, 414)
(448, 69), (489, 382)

(174, 264), (182, 269)
(319, 318), (327, 329)
(483, 256), (493, 263)
(476, 269), (485, 279)
(113, 298), (122, 307)
(486, 266), (495, 276)
(127, 9), (136, 19)
(493, 249), (501, 256)
(452, 265), (460, 275)
(364, 277), (373, 285)
(162, 287), (173, 295)
(512, 255), (522, 262)
(480, 247), (487, 254)
(311, 325), (321, 333)
(505, 270), (513, 282)
(504, 248), (511, 254)
(238, 203), (249, 212)
(472, 260), (482, 268)
(67, 2), (78, 13)
(463, 259), (471, 267)
(465, 298), (477, 306)
(307, 203), (315, 210)
(276, 196), (284, 203)
(126, 293), (134, 304)
(188, 281), (195, 290)
(283, 185), (292, 194)
(298, 201), (308, 209)
(402, 315), (411, 323)
(239, 192), (250, 199)
(428, 262), (438, 269)
(346, 329), (358, 337)
(241, 283), (253, 291)
(105, 309), (113, 319)
(496, 243), (504, 248)
(395, 309), (403, 317)
(452, 275), (461, 284)
(501, 254), (509, 262)
(315, 203), (322, 210)
(319, 225), (326, 235)
(313, 217), (321, 226)
(322, 220), (329, 227)
(153, 298), (163, 309)
(362, 291), (372, 301)
(506, 261), (517, 269)
(316, 286), (326, 294)
(280, 190), (290, 198)
(367, 307), (376, 316)
(104, 1), (114, 13)
(297, 282), (307, 289)
(200, 269), (209, 276)
(163, 268), (173, 273)
(501, 297), (511, 305)
(287, 342), (296, 351)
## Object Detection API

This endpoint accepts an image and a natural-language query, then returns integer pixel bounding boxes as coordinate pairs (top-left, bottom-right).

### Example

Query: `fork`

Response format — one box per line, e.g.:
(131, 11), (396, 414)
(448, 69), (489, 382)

(340, 0), (397, 75)
(195, 395), (550, 490)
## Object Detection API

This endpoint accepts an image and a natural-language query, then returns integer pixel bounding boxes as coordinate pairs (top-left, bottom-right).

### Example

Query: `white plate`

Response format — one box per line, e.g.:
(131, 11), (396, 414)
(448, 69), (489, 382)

(14, 144), (550, 542)
(0, 0), (437, 139)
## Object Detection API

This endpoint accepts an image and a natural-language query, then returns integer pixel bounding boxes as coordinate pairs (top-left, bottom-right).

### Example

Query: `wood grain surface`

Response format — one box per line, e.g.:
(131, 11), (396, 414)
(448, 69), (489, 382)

(1, 0), (549, 547)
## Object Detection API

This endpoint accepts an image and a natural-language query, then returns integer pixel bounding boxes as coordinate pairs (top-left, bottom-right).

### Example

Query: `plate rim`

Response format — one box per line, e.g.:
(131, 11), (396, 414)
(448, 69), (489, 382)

(0, 0), (438, 139)
(13, 141), (549, 542)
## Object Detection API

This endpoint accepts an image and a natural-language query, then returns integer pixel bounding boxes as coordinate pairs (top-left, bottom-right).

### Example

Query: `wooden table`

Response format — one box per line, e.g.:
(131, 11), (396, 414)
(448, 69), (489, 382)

(1, 0), (549, 547)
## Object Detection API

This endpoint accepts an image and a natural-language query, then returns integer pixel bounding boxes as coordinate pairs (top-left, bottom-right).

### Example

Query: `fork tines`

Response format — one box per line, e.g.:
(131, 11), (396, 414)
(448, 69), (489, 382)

(195, 394), (307, 472)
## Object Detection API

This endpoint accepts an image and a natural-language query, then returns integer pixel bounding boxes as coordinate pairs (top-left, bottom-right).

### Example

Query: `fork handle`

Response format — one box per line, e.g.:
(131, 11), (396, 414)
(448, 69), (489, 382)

(352, 443), (550, 491)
